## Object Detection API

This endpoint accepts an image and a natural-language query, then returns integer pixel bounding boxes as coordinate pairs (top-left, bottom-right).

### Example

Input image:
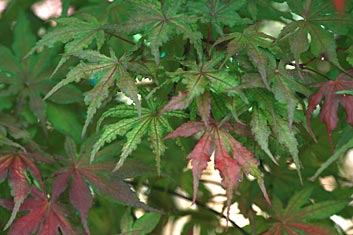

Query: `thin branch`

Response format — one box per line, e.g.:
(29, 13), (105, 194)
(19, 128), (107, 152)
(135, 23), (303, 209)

(130, 181), (250, 235)
(287, 62), (331, 81)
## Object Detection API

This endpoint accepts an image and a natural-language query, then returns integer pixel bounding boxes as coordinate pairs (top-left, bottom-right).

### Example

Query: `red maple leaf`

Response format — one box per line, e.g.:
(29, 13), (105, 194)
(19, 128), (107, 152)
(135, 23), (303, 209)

(165, 119), (270, 225)
(0, 153), (44, 230)
(0, 186), (77, 235)
(51, 138), (156, 235)
(306, 71), (353, 151)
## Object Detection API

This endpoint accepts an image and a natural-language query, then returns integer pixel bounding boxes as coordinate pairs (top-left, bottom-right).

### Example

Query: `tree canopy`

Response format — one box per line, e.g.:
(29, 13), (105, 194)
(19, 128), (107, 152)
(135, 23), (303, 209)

(0, 0), (353, 234)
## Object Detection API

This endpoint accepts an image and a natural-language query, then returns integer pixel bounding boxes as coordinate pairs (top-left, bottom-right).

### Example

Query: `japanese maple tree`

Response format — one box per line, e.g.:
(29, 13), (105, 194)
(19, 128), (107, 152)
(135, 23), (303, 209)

(0, 0), (353, 234)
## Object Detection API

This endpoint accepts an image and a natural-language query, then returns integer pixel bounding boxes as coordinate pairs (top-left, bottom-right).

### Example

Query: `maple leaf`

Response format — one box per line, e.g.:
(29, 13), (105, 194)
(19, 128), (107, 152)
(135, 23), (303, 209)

(0, 153), (44, 230)
(277, 0), (352, 69)
(188, 0), (251, 35)
(164, 58), (238, 108)
(164, 118), (270, 224)
(26, 14), (106, 76)
(0, 186), (77, 235)
(91, 102), (186, 173)
(0, 10), (78, 130)
(212, 26), (276, 89)
(306, 71), (353, 151)
(117, 0), (202, 64)
(44, 50), (141, 137)
(263, 188), (347, 235)
(51, 137), (157, 235)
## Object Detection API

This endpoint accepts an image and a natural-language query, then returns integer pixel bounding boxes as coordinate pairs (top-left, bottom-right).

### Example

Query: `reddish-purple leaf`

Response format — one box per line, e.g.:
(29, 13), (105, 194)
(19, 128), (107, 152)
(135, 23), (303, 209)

(164, 121), (205, 139)
(0, 153), (43, 230)
(160, 91), (190, 114)
(306, 71), (353, 151)
(2, 187), (77, 235)
(70, 171), (92, 235)
(188, 132), (213, 204)
(289, 222), (330, 235)
(165, 120), (269, 225)
(51, 169), (71, 202)
(51, 147), (158, 235)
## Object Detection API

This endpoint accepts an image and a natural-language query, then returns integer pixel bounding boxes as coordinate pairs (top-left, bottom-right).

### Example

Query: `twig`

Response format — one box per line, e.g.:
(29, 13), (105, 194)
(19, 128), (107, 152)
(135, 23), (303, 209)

(128, 181), (250, 235)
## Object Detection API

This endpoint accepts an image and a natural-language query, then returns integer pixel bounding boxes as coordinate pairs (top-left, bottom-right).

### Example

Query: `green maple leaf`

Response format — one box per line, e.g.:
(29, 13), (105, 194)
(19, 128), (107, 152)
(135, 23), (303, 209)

(44, 50), (141, 137)
(277, 0), (352, 68)
(213, 26), (277, 89)
(248, 89), (302, 182)
(263, 188), (347, 235)
(169, 57), (238, 105)
(0, 10), (81, 130)
(91, 102), (186, 173)
(118, 0), (202, 64)
(188, 0), (251, 35)
(270, 61), (311, 128)
(26, 14), (106, 77)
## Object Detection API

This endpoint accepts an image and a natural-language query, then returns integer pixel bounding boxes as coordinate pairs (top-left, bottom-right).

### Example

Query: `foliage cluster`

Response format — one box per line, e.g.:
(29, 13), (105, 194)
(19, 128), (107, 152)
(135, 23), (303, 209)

(0, 0), (353, 234)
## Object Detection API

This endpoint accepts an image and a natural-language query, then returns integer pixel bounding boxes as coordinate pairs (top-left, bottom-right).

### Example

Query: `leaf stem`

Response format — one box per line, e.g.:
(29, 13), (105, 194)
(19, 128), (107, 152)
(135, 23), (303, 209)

(206, 21), (213, 57)
(104, 31), (136, 45)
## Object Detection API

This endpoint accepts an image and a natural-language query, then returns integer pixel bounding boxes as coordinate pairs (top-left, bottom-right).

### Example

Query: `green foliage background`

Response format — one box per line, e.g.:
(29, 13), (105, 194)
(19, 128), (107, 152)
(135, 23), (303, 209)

(0, 0), (353, 234)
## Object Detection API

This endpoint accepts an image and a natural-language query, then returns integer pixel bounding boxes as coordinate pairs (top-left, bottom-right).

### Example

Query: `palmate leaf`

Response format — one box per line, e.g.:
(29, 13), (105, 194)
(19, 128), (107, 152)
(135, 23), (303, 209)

(0, 186), (77, 235)
(51, 137), (156, 235)
(26, 14), (106, 76)
(213, 27), (276, 89)
(188, 0), (251, 35)
(119, 0), (202, 64)
(0, 153), (44, 230)
(278, 0), (352, 68)
(263, 188), (347, 235)
(44, 50), (141, 136)
(165, 58), (238, 106)
(91, 104), (186, 173)
(164, 119), (270, 225)
(0, 11), (65, 129)
(306, 71), (353, 151)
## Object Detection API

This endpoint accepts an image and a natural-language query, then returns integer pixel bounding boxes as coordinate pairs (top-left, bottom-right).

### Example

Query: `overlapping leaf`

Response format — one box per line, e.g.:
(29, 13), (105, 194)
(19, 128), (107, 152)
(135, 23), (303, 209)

(263, 188), (347, 235)
(278, 0), (352, 68)
(164, 118), (270, 224)
(43, 50), (140, 136)
(0, 11), (79, 129)
(165, 58), (238, 107)
(118, 0), (202, 64)
(188, 0), (251, 35)
(249, 89), (302, 182)
(0, 186), (77, 235)
(51, 137), (156, 235)
(212, 27), (276, 89)
(26, 14), (106, 76)
(270, 63), (311, 129)
(0, 153), (43, 231)
(306, 71), (353, 151)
